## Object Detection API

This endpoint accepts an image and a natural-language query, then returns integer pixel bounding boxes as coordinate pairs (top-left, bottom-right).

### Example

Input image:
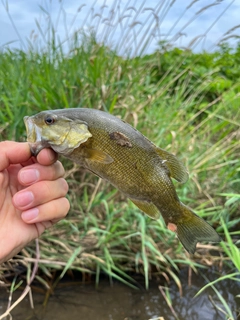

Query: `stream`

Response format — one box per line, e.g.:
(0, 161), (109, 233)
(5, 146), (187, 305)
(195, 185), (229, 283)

(0, 268), (239, 320)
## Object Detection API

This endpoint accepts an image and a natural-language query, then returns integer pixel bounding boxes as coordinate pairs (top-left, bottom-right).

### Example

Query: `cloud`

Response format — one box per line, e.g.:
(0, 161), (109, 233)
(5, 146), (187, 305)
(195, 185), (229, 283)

(0, 0), (239, 53)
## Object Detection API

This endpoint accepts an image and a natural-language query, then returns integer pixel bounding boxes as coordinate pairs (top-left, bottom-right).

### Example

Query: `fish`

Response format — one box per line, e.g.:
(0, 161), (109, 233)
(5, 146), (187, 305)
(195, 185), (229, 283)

(24, 108), (221, 254)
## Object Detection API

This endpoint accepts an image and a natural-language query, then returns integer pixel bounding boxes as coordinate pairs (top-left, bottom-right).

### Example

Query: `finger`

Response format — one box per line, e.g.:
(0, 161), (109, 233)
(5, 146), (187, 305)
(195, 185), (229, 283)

(36, 148), (58, 166)
(21, 197), (70, 224)
(0, 141), (31, 171)
(13, 178), (69, 210)
(18, 161), (65, 186)
(21, 148), (58, 168)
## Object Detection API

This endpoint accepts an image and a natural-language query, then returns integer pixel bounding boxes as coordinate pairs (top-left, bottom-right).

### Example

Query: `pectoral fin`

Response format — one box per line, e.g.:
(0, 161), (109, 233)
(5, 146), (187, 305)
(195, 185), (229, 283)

(83, 148), (114, 164)
(130, 198), (160, 219)
(155, 147), (189, 183)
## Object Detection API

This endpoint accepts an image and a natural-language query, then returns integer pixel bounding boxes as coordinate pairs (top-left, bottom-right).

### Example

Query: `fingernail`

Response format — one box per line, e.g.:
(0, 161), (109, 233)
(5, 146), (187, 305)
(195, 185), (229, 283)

(21, 208), (39, 222)
(14, 191), (34, 207)
(20, 169), (39, 184)
(49, 149), (56, 161)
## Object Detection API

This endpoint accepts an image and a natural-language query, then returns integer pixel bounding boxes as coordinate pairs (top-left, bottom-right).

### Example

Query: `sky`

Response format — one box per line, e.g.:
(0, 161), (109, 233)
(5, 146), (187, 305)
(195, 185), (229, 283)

(0, 0), (240, 55)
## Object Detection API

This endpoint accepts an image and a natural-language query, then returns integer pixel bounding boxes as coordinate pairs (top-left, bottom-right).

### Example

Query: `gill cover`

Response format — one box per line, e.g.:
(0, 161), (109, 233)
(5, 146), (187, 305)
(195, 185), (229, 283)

(24, 113), (92, 156)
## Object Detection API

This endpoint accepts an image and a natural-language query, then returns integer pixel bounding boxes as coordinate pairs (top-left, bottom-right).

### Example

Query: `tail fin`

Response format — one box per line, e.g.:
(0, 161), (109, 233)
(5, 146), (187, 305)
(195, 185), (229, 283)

(175, 204), (221, 254)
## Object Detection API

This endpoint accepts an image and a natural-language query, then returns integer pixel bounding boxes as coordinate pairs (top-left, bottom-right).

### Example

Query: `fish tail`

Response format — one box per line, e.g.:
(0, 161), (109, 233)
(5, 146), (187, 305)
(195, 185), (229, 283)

(172, 203), (221, 254)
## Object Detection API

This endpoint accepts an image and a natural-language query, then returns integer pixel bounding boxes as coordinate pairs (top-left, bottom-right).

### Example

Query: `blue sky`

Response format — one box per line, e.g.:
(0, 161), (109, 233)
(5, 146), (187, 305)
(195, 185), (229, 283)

(0, 0), (239, 54)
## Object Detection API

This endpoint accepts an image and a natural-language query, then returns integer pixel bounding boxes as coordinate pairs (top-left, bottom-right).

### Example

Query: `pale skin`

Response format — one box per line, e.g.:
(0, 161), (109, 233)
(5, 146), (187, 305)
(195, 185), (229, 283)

(0, 141), (70, 263)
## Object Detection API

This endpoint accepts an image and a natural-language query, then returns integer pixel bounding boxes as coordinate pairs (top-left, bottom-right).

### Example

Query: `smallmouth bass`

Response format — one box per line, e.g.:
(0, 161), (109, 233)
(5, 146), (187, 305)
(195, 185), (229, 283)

(24, 108), (221, 253)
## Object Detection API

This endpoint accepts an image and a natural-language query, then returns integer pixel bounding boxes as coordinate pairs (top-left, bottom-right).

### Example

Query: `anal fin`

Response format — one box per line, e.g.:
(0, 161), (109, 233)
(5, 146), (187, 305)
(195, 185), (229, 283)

(130, 198), (160, 219)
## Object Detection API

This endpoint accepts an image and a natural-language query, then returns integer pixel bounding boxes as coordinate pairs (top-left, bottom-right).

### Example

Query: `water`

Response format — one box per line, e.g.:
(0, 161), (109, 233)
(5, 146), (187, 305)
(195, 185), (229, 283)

(0, 268), (239, 320)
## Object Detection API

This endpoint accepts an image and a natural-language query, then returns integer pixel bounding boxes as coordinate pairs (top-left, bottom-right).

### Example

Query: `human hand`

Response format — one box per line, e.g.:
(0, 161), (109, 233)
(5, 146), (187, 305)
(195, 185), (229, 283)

(0, 141), (70, 263)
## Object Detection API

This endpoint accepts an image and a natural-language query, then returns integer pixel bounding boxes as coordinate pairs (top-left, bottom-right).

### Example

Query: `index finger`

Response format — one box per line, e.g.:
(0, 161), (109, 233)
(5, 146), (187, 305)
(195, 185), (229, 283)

(0, 141), (32, 171)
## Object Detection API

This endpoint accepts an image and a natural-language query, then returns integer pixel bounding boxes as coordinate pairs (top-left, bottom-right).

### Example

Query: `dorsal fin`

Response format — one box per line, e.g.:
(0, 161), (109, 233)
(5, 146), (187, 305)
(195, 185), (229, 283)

(155, 147), (189, 183)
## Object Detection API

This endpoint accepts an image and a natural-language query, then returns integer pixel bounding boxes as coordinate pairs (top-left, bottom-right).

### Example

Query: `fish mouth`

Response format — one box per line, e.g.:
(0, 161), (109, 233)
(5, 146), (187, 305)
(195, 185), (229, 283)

(24, 116), (50, 156)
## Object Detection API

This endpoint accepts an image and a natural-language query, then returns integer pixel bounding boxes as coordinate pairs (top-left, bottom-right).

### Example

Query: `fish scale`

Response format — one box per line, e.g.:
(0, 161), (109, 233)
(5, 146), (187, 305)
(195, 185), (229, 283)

(24, 108), (221, 254)
(78, 126), (175, 205)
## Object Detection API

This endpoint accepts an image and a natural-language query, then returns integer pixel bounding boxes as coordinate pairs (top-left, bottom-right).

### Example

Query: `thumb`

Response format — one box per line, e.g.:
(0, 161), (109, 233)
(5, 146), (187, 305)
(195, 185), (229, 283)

(0, 141), (32, 171)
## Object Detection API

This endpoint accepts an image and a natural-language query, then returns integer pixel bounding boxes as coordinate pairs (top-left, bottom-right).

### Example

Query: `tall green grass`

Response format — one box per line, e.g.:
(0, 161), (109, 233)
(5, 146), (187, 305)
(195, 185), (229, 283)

(0, 1), (239, 316)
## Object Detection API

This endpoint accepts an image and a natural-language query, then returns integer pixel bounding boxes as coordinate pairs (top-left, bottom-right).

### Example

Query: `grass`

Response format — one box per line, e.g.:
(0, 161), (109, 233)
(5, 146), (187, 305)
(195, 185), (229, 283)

(0, 0), (240, 318)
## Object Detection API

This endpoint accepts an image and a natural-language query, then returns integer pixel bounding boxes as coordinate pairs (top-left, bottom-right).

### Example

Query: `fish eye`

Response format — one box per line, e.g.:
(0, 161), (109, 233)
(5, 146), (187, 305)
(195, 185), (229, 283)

(45, 116), (55, 125)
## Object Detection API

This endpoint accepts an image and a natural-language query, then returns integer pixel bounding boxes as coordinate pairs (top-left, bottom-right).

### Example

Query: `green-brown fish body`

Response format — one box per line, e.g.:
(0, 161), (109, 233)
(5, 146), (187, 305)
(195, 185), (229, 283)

(24, 108), (221, 253)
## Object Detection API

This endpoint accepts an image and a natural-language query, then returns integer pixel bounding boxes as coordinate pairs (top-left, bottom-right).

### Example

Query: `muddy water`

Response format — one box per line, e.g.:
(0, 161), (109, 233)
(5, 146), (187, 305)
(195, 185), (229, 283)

(0, 268), (239, 320)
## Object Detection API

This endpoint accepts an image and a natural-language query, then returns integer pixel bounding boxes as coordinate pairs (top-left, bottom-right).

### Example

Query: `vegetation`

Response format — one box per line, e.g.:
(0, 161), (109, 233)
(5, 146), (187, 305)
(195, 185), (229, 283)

(0, 0), (239, 319)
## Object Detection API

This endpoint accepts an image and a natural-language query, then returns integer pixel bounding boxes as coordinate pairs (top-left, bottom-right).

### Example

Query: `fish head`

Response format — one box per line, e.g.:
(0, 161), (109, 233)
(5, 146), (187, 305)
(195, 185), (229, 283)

(24, 110), (92, 156)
